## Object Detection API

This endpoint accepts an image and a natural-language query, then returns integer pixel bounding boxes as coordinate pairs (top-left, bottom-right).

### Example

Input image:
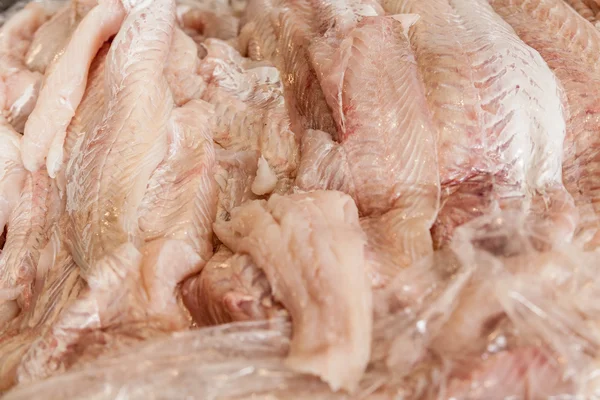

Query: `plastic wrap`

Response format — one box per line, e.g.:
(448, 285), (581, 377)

(3, 211), (600, 399)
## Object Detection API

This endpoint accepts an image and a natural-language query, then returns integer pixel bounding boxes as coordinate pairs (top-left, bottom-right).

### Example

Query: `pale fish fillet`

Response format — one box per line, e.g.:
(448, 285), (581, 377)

(0, 3), (49, 132)
(213, 191), (372, 392)
(63, 43), (109, 169)
(213, 148), (259, 223)
(239, 0), (337, 135)
(66, 0), (175, 276)
(165, 28), (205, 106)
(384, 0), (576, 249)
(0, 121), (25, 233)
(21, 0), (125, 177)
(298, 15), (439, 283)
(18, 240), (200, 383)
(489, 0), (600, 249)
(181, 246), (287, 326)
(138, 99), (217, 264)
(201, 39), (299, 192)
(563, 0), (597, 23)
(0, 172), (61, 324)
(25, 3), (79, 74)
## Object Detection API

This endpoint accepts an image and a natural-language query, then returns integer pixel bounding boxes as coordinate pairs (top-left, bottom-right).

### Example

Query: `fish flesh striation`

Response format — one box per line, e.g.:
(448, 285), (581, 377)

(165, 27), (206, 106)
(138, 98), (217, 264)
(489, 0), (600, 249)
(0, 171), (60, 325)
(66, 0), (174, 275)
(214, 190), (372, 392)
(22, 0), (125, 177)
(0, 121), (25, 234)
(384, 0), (576, 249)
(298, 14), (440, 283)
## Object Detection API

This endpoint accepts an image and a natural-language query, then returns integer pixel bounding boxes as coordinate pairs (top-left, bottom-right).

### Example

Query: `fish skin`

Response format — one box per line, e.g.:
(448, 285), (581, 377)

(181, 246), (287, 326)
(214, 191), (372, 392)
(66, 0), (175, 276)
(138, 99), (217, 263)
(297, 15), (439, 283)
(489, 0), (600, 249)
(21, 0), (126, 177)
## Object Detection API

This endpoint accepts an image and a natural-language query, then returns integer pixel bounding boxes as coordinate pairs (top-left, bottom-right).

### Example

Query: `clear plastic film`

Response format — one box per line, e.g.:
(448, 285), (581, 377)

(3, 211), (600, 399)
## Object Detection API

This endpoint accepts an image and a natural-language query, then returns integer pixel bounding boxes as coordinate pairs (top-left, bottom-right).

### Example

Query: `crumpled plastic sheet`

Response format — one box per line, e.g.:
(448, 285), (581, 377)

(4, 211), (600, 399)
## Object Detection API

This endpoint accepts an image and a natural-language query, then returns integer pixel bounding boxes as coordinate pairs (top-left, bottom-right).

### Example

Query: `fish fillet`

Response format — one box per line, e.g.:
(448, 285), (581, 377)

(489, 0), (600, 248)
(0, 121), (25, 234)
(0, 172), (61, 324)
(165, 28), (205, 106)
(297, 15), (439, 283)
(22, 0), (125, 177)
(66, 0), (175, 275)
(138, 99), (217, 263)
(214, 190), (372, 392)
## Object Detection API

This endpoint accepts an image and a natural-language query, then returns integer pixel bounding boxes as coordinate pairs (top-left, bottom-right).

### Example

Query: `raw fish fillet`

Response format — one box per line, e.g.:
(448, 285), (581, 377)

(25, 4), (79, 74)
(165, 28), (205, 106)
(0, 172), (61, 324)
(489, 0), (600, 249)
(22, 0), (125, 177)
(239, 0), (337, 135)
(213, 148), (259, 222)
(214, 190), (372, 392)
(0, 121), (25, 234)
(200, 39), (299, 193)
(181, 246), (286, 326)
(66, 0), (174, 275)
(63, 43), (108, 171)
(138, 99), (217, 263)
(298, 15), (439, 283)
(177, 1), (240, 41)
(0, 3), (49, 132)
(384, 0), (576, 249)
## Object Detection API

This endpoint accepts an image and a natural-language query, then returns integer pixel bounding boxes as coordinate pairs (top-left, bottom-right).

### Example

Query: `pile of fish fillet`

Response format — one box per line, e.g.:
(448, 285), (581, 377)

(2, 0), (600, 398)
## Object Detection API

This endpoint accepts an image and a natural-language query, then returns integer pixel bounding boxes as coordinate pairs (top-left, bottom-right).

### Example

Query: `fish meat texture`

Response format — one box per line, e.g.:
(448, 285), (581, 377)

(181, 246), (286, 326)
(0, 172), (61, 326)
(25, 3), (79, 75)
(0, 2), (49, 132)
(488, 0), (600, 249)
(164, 28), (205, 106)
(239, 0), (338, 135)
(297, 14), (439, 283)
(563, 0), (600, 28)
(214, 190), (372, 392)
(17, 239), (199, 383)
(200, 39), (299, 193)
(138, 98), (217, 263)
(0, 121), (25, 234)
(21, 0), (125, 177)
(384, 0), (577, 249)
(66, 0), (174, 275)
(213, 148), (259, 222)
(63, 42), (108, 173)
(177, 1), (240, 41)
(0, 245), (83, 392)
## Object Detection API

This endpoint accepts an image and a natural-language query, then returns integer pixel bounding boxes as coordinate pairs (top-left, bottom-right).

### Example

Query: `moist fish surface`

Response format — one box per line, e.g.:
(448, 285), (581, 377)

(489, 0), (600, 249)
